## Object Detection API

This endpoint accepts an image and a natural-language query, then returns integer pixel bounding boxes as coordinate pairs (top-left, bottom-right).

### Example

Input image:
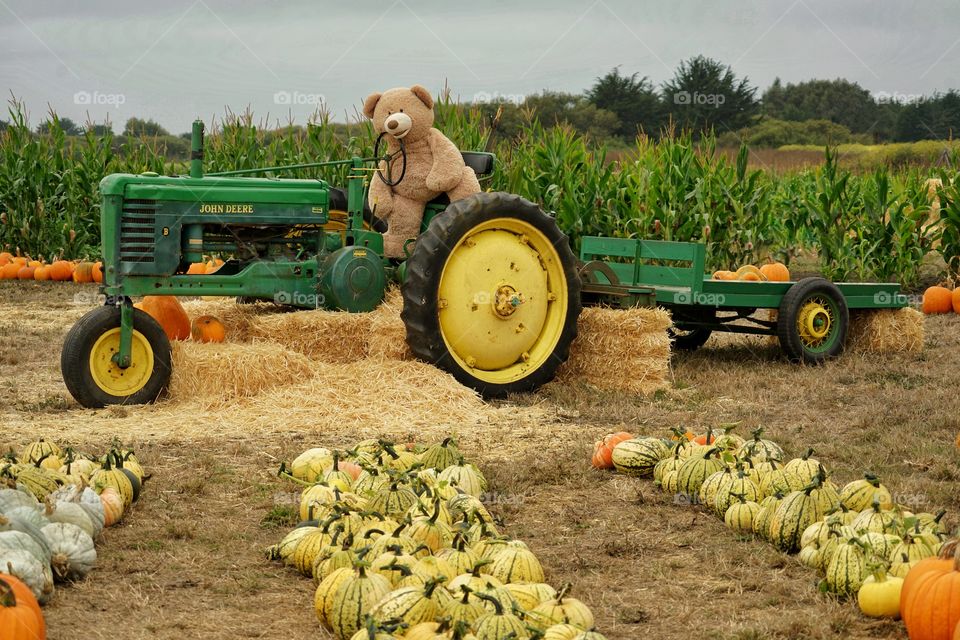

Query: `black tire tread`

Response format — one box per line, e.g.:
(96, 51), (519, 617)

(776, 277), (848, 364)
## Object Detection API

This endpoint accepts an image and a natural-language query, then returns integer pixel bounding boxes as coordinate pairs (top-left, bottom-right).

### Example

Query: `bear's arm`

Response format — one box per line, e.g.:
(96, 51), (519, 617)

(425, 128), (467, 193)
(367, 167), (395, 218)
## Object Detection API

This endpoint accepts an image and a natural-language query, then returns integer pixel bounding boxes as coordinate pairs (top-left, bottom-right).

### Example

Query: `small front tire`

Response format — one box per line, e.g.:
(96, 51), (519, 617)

(776, 277), (848, 364)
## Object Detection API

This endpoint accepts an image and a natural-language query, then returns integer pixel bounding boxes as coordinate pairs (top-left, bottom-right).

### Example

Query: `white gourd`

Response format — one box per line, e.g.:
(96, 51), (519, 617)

(0, 530), (51, 566)
(0, 488), (39, 514)
(4, 505), (47, 529)
(42, 522), (97, 580)
(48, 501), (97, 538)
(0, 548), (55, 603)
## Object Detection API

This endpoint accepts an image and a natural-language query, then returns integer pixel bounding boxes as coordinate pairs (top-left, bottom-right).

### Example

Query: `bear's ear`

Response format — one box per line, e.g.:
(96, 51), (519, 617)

(362, 92), (382, 119)
(410, 85), (434, 109)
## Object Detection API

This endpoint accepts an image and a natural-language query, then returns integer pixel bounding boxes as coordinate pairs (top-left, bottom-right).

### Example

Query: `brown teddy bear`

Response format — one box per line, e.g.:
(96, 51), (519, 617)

(363, 85), (481, 257)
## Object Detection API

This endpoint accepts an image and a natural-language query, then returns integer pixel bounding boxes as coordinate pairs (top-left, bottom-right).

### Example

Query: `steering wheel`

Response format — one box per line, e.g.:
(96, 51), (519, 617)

(374, 132), (407, 187)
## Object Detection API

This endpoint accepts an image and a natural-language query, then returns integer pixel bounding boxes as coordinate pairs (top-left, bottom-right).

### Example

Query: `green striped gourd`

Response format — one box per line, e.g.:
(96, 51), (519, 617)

(328, 564), (393, 639)
(438, 459), (487, 498)
(798, 545), (820, 569)
(299, 484), (337, 521)
(291, 447), (334, 483)
(315, 567), (354, 624)
(711, 428), (745, 453)
(267, 525), (317, 564)
(371, 552), (419, 587)
(572, 633), (608, 640)
(295, 527), (339, 576)
(527, 583), (595, 631)
(724, 494), (761, 535)
(544, 624), (586, 640)
(20, 439), (62, 466)
(489, 541), (545, 583)
(472, 592), (530, 640)
(367, 482), (418, 517)
(377, 442), (419, 472)
(768, 481), (823, 552)
(447, 493), (492, 523)
(698, 467), (733, 512)
(825, 503), (858, 527)
(858, 531), (899, 559)
(353, 469), (388, 498)
(800, 520), (832, 550)
(809, 475), (840, 516)
(314, 535), (356, 584)
(915, 509), (948, 535)
(888, 532), (935, 563)
(611, 438), (669, 477)
(752, 493), (782, 541)
(661, 470), (680, 495)
(824, 538), (868, 595)
(90, 455), (134, 507)
(442, 585), (487, 627)
(367, 522), (420, 559)
(783, 449), (820, 484)
(758, 465), (805, 497)
(714, 468), (761, 518)
(405, 501), (454, 553)
(419, 437), (461, 470)
(815, 527), (854, 572)
(506, 582), (557, 611)
(850, 500), (898, 534)
(397, 555), (457, 589)
(437, 534), (481, 576)
(838, 473), (892, 511)
(653, 446), (684, 486)
(323, 452), (355, 492)
(347, 617), (403, 640)
(675, 448), (724, 497)
(738, 428), (784, 462)
(13, 465), (66, 502)
(370, 577), (447, 627)
(889, 553), (918, 578)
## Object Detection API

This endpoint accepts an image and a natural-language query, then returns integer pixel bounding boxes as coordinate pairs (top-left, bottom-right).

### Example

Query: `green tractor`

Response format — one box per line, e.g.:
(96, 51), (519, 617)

(60, 121), (584, 407)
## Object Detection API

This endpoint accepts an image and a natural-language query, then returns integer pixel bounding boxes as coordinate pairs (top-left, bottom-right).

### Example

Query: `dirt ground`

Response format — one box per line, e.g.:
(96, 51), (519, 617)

(2, 281), (957, 640)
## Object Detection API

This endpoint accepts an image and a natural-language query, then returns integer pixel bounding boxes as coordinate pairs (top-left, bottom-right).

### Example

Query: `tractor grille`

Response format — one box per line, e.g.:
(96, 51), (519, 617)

(120, 199), (158, 263)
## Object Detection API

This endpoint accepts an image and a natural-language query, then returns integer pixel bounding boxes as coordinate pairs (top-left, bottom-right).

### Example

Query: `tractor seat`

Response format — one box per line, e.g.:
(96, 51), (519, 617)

(427, 152), (495, 207)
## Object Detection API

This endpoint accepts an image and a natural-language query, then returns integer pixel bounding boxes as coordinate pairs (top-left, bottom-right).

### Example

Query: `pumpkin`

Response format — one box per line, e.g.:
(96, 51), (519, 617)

(41, 522), (96, 580)
(922, 286), (953, 314)
(858, 568), (903, 619)
(46, 501), (96, 539)
(527, 583), (595, 631)
(99, 487), (124, 526)
(0, 574), (44, 640)
(134, 296), (190, 340)
(590, 432), (633, 470)
(47, 261), (73, 281)
(418, 437), (461, 471)
(0, 549), (54, 604)
(734, 264), (765, 280)
(0, 251), (10, 265)
(191, 315), (226, 343)
(900, 539), (960, 640)
(759, 262), (790, 282)
(0, 263), (20, 279)
(610, 437), (668, 477)
(711, 270), (736, 280)
(186, 262), (207, 275)
(15, 266), (35, 280)
(33, 266), (50, 281)
(91, 261), (103, 283)
(72, 261), (95, 283)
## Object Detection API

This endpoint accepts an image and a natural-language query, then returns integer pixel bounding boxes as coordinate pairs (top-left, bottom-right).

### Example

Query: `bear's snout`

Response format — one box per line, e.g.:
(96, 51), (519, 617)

(383, 112), (413, 139)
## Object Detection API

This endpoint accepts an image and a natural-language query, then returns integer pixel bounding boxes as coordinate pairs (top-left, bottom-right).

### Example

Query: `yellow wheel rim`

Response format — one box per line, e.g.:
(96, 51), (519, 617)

(796, 297), (834, 348)
(437, 216), (568, 385)
(88, 328), (154, 396)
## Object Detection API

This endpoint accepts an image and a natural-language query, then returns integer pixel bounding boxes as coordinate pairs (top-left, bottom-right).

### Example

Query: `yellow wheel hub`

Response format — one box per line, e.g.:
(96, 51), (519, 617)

(88, 328), (154, 397)
(438, 217), (568, 384)
(797, 297), (834, 347)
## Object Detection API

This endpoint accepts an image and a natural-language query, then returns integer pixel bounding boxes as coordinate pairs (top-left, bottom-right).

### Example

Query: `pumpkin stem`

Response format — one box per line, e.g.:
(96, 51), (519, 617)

(863, 472), (880, 487)
(423, 575), (445, 598)
(473, 591), (503, 616)
(555, 582), (572, 602)
(458, 585), (473, 603)
(0, 576), (16, 609)
(802, 448), (815, 460)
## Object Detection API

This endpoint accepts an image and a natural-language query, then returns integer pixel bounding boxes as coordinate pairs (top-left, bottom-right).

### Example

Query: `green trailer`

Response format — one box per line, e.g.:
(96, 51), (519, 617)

(60, 120), (910, 408)
(578, 236), (909, 363)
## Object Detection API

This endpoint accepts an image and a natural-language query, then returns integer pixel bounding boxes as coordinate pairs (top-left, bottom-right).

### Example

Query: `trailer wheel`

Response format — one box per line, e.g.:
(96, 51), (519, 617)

(402, 192), (581, 398)
(668, 327), (712, 351)
(61, 305), (172, 408)
(777, 277), (848, 363)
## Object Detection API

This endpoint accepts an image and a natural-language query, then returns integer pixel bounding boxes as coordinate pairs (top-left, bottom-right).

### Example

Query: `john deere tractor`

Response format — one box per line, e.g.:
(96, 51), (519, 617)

(60, 121), (584, 407)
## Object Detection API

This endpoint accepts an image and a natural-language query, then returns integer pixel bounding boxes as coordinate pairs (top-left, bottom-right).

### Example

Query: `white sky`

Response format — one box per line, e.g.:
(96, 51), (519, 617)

(1, 0), (959, 133)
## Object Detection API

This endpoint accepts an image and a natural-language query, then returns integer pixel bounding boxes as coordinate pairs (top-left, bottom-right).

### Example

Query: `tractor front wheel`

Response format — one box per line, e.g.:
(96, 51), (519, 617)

(61, 305), (172, 408)
(402, 192), (581, 398)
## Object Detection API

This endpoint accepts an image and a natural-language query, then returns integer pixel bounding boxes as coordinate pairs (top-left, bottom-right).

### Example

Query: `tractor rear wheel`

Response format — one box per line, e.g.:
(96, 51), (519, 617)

(61, 305), (172, 408)
(402, 192), (581, 398)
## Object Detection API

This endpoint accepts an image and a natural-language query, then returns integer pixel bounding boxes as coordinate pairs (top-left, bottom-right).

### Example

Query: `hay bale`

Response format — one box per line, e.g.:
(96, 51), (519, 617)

(367, 288), (411, 360)
(558, 306), (672, 395)
(181, 298), (266, 340)
(244, 309), (371, 362)
(846, 307), (924, 354)
(169, 342), (315, 403)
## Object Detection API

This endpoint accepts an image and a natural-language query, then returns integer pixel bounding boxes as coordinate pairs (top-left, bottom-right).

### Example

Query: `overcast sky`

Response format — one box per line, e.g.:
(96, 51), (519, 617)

(2, 0), (959, 133)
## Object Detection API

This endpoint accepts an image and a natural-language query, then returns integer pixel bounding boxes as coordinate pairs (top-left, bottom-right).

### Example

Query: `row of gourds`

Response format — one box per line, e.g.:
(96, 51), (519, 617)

(269, 438), (605, 640)
(711, 262), (791, 282)
(0, 439), (146, 614)
(593, 428), (959, 638)
(0, 253), (103, 282)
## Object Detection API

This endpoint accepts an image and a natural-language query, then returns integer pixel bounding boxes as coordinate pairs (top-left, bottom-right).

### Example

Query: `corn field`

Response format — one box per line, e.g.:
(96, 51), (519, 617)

(0, 95), (956, 287)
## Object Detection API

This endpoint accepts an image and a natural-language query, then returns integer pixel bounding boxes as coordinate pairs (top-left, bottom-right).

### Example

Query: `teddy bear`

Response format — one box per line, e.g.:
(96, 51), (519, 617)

(363, 85), (481, 257)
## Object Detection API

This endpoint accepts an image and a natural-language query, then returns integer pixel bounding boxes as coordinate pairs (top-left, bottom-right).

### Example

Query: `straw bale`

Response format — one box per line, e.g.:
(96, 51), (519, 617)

(846, 307), (924, 354)
(367, 288), (412, 360)
(244, 309), (370, 362)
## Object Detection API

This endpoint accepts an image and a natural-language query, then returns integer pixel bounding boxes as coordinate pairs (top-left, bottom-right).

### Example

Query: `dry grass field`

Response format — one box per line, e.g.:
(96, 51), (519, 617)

(2, 281), (957, 640)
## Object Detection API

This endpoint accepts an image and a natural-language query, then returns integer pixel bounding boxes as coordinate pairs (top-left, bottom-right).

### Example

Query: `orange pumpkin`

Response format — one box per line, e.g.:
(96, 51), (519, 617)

(191, 315), (226, 343)
(92, 261), (103, 283)
(923, 286), (953, 314)
(11, 257), (26, 267)
(591, 431), (634, 469)
(760, 262), (790, 282)
(72, 261), (95, 283)
(0, 263), (20, 279)
(27, 260), (41, 268)
(135, 295), (191, 340)
(711, 270), (736, 280)
(740, 272), (761, 281)
(33, 266), (50, 281)
(16, 266), (35, 280)
(694, 430), (720, 445)
(100, 486), (125, 526)
(48, 260), (73, 281)
(0, 251), (12, 266)
(0, 574), (44, 640)
(951, 288), (960, 314)
(901, 539), (960, 640)
(338, 460), (363, 481)
(186, 262), (207, 275)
